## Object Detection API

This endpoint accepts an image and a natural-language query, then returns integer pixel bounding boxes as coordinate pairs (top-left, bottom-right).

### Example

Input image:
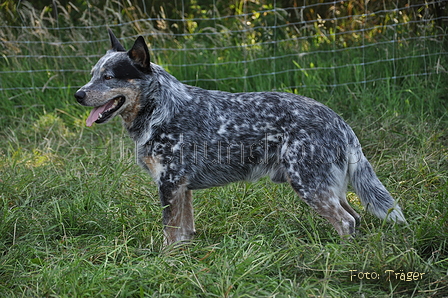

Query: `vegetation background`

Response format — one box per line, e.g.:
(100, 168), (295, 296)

(0, 0), (447, 297)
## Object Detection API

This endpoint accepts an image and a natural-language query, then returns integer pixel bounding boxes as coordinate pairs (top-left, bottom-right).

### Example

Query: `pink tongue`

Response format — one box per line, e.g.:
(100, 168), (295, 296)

(86, 100), (115, 127)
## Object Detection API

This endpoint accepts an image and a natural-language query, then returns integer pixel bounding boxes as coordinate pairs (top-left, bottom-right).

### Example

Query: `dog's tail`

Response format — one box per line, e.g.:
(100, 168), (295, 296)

(348, 146), (406, 223)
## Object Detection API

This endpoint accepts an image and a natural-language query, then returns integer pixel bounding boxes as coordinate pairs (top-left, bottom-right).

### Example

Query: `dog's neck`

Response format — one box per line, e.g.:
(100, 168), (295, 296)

(122, 64), (192, 146)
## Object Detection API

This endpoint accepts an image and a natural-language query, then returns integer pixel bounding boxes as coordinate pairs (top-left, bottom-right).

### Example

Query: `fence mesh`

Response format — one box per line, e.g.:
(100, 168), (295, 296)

(0, 0), (446, 94)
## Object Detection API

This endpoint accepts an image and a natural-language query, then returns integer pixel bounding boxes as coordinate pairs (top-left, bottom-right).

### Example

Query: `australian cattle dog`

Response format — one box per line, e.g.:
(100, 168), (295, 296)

(75, 30), (406, 246)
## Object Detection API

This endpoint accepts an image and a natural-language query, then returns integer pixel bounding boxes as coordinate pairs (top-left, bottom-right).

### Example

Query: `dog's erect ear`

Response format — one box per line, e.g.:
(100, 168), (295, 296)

(108, 29), (126, 52)
(128, 36), (151, 73)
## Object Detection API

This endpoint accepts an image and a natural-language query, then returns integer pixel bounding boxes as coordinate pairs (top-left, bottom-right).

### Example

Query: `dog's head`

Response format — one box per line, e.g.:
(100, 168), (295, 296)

(75, 30), (151, 126)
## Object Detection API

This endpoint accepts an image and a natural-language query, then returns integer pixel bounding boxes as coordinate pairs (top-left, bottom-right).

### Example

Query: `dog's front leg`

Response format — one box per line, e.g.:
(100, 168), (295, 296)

(159, 181), (196, 246)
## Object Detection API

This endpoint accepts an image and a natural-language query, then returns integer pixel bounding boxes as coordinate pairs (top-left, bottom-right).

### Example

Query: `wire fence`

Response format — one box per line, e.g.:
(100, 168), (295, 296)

(0, 0), (446, 94)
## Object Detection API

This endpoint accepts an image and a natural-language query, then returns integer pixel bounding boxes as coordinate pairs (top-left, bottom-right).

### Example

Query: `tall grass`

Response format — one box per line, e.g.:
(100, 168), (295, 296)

(1, 1), (447, 297)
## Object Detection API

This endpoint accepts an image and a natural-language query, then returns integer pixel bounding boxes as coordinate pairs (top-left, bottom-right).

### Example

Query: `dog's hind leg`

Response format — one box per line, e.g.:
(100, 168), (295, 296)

(288, 173), (357, 237)
(335, 176), (362, 225)
(339, 195), (361, 225)
(311, 193), (356, 236)
(298, 188), (357, 237)
(159, 179), (196, 246)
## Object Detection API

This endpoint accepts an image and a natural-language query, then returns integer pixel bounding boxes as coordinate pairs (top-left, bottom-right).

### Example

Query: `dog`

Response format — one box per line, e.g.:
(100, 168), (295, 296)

(75, 30), (406, 246)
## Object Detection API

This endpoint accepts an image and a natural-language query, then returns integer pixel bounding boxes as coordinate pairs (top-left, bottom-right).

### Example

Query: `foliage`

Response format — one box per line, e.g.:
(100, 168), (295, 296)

(1, 0), (447, 35)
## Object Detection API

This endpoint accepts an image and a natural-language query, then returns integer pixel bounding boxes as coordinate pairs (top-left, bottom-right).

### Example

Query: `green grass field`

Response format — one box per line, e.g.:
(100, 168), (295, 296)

(1, 3), (448, 297)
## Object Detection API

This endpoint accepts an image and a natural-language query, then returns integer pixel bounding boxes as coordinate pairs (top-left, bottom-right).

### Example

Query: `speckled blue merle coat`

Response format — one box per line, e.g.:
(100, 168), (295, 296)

(75, 30), (406, 245)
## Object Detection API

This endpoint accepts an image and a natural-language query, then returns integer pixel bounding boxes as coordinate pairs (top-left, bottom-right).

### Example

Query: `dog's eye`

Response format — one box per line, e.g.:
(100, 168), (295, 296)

(104, 75), (113, 80)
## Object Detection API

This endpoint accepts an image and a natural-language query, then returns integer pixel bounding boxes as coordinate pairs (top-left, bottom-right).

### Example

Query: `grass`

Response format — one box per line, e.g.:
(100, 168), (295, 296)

(1, 2), (448, 297)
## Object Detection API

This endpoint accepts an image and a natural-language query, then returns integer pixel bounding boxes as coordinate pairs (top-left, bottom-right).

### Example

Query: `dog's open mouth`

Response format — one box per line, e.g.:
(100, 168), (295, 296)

(86, 96), (125, 126)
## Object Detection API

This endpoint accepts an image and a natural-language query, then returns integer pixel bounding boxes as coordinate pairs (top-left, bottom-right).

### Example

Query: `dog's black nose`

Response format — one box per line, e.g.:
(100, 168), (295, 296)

(74, 90), (86, 103)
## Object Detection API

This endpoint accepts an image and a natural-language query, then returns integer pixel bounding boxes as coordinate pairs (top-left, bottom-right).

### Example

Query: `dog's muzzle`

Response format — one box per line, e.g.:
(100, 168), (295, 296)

(75, 89), (126, 126)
